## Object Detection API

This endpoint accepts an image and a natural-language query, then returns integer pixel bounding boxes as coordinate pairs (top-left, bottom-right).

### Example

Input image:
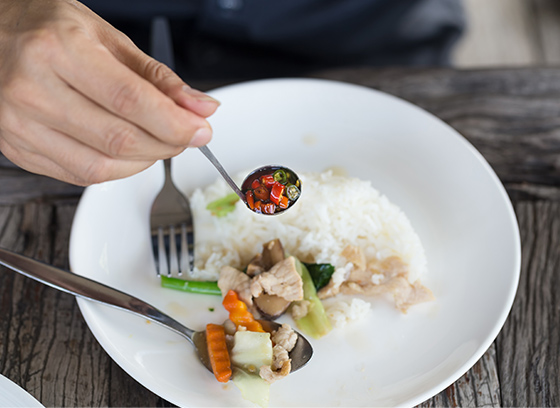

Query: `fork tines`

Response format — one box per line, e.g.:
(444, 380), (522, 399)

(152, 223), (193, 277)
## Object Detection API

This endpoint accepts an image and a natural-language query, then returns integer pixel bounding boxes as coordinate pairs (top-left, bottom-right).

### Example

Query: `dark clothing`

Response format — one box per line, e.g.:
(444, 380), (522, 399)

(83, 0), (465, 80)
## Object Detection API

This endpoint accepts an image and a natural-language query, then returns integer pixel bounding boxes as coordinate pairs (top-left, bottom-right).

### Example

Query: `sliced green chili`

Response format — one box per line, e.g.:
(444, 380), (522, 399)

(286, 184), (300, 201)
(273, 169), (288, 184)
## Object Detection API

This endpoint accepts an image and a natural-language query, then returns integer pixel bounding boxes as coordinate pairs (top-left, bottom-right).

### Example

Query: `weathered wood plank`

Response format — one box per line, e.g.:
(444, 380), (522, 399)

(419, 344), (501, 407)
(496, 201), (560, 408)
(0, 165), (83, 205)
(0, 202), (172, 407)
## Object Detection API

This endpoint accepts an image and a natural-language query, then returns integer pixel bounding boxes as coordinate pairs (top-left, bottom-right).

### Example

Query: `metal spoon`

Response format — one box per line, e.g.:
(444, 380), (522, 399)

(0, 247), (313, 374)
(199, 145), (302, 215)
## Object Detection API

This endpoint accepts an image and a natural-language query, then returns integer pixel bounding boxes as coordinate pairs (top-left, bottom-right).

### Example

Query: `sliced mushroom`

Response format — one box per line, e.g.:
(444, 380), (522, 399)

(254, 294), (292, 320)
(246, 253), (265, 277)
(261, 239), (285, 269)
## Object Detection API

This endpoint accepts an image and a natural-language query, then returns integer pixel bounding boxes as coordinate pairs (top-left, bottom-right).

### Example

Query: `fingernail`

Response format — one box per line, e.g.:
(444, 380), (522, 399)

(189, 127), (213, 147)
(182, 85), (221, 105)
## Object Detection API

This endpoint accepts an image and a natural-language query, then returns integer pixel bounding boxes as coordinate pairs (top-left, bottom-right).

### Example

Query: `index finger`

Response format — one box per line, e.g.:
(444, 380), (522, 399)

(54, 33), (212, 147)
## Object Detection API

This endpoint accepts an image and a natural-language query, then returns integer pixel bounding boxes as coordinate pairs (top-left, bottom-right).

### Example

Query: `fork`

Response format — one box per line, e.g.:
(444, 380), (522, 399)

(149, 17), (194, 277)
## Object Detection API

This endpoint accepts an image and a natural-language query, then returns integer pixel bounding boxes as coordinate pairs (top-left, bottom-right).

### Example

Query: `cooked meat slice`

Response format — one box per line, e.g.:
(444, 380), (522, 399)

(341, 245), (366, 270)
(317, 279), (340, 299)
(375, 256), (409, 279)
(340, 276), (434, 313)
(290, 300), (310, 320)
(271, 323), (297, 352)
(385, 277), (434, 312)
(250, 257), (303, 302)
(218, 266), (253, 307)
(317, 262), (353, 299)
(261, 239), (285, 269)
(347, 267), (374, 286)
(259, 345), (291, 383)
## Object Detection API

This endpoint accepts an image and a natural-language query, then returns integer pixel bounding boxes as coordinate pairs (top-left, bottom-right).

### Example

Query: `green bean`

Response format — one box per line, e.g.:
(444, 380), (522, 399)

(160, 276), (222, 296)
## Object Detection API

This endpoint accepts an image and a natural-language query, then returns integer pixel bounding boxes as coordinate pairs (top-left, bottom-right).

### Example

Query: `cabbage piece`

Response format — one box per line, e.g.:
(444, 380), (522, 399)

(293, 258), (332, 338)
(231, 331), (273, 407)
(232, 367), (270, 408)
(230, 331), (273, 373)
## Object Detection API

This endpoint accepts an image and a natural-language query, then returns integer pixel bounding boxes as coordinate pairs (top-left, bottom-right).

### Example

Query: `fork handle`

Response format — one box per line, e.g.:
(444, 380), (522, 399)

(0, 247), (195, 343)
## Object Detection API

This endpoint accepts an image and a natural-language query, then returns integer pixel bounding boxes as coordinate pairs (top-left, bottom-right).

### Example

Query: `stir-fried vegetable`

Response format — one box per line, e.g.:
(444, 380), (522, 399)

(206, 323), (232, 383)
(160, 276), (221, 296)
(222, 290), (265, 332)
(304, 262), (336, 291)
(231, 331), (273, 372)
(206, 193), (240, 217)
(293, 258), (332, 339)
(242, 167), (301, 214)
(232, 367), (270, 408)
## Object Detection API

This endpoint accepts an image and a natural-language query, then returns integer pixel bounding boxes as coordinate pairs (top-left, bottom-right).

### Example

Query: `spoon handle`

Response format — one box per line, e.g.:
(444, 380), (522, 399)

(199, 145), (245, 201)
(0, 247), (195, 343)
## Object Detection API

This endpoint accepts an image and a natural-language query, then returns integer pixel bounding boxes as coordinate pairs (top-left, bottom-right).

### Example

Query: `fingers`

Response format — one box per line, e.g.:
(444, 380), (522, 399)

(104, 33), (220, 118)
(1, 111), (155, 186)
(126, 53), (220, 118)
(53, 32), (213, 148)
(38, 79), (187, 161)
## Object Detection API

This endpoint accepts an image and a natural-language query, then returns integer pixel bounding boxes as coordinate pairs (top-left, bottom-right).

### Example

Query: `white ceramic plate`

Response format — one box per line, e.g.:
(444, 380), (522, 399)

(69, 78), (520, 407)
(0, 375), (43, 408)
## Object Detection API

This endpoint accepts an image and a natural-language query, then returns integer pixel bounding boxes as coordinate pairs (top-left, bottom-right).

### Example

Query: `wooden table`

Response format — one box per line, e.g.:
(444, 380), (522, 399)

(1, 67), (558, 407)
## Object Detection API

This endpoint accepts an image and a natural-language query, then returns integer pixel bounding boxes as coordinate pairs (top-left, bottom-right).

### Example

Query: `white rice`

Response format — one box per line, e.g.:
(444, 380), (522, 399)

(188, 170), (427, 285)
(324, 298), (372, 328)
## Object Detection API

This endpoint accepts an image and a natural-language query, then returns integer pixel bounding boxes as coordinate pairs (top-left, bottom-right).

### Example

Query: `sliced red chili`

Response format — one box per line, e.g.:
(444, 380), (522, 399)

(278, 195), (289, 209)
(251, 179), (261, 190)
(269, 181), (285, 206)
(253, 186), (269, 201)
(246, 190), (255, 210)
(260, 174), (275, 189)
(262, 202), (276, 214)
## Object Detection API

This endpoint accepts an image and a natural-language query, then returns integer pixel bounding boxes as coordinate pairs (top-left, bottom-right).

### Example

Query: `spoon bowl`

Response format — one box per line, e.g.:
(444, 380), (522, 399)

(240, 165), (302, 215)
(193, 319), (312, 373)
(199, 146), (302, 215)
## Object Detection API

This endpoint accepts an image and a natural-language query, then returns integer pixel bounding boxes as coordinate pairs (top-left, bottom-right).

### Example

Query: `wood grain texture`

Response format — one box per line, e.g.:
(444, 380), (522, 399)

(497, 201), (560, 407)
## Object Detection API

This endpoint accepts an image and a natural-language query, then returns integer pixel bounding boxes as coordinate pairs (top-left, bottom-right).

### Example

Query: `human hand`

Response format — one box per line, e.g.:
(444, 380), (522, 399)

(0, 0), (219, 186)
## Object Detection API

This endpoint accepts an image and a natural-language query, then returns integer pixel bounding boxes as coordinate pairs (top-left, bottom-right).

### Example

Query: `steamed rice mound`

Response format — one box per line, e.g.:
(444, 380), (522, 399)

(189, 171), (427, 293)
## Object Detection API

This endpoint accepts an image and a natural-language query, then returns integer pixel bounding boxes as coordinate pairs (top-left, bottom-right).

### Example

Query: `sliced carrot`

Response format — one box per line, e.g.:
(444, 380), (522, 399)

(222, 290), (264, 332)
(206, 323), (232, 383)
